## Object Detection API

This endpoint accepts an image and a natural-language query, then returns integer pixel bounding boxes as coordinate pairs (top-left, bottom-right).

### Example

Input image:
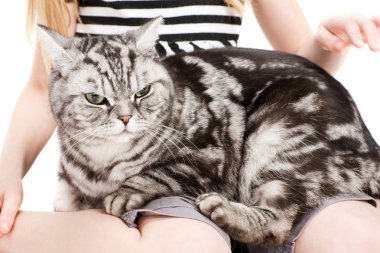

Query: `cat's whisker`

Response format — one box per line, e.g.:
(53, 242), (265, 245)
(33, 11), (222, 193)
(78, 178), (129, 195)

(60, 127), (98, 146)
(71, 134), (98, 166)
(149, 127), (197, 170)
(61, 130), (99, 156)
(156, 123), (202, 153)
(70, 124), (112, 165)
(61, 133), (93, 159)
(61, 127), (100, 150)
(162, 129), (235, 177)
(143, 127), (181, 167)
(141, 122), (198, 169)
(142, 120), (201, 160)
(150, 127), (198, 170)
(61, 125), (108, 160)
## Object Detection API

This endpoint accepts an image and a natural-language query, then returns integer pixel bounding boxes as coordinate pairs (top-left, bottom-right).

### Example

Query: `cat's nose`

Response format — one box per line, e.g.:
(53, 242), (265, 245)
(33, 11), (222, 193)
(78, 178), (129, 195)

(118, 115), (131, 125)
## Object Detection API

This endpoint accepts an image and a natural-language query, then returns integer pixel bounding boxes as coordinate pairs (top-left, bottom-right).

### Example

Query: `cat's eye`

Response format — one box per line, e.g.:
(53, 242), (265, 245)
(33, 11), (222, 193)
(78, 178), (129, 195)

(135, 85), (151, 99)
(85, 93), (107, 105)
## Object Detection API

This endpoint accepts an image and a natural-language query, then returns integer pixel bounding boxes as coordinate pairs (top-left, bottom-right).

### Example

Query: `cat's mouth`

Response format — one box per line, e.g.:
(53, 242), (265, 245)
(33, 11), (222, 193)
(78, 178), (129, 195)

(116, 125), (135, 135)
(114, 123), (141, 136)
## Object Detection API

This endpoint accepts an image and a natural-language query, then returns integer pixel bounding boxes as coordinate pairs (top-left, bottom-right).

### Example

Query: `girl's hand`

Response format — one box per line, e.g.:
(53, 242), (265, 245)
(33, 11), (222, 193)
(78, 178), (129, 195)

(316, 14), (380, 53)
(0, 173), (23, 235)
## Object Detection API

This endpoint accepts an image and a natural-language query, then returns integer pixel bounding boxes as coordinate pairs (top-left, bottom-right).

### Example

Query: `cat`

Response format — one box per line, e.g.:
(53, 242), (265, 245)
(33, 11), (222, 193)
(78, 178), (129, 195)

(39, 17), (380, 245)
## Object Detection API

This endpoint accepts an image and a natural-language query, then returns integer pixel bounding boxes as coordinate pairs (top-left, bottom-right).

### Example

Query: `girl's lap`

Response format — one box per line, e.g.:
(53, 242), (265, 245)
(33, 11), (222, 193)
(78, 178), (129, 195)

(1, 199), (380, 253)
(0, 209), (230, 253)
(296, 199), (380, 253)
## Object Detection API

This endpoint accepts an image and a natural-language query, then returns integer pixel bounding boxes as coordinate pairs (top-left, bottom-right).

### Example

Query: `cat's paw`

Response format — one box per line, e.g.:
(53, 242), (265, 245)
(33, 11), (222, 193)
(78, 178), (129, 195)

(196, 192), (230, 226)
(103, 191), (146, 217)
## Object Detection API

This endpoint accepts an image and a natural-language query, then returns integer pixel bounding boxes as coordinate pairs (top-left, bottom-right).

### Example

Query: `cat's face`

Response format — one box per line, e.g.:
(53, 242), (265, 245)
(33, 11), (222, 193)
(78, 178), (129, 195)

(40, 18), (173, 143)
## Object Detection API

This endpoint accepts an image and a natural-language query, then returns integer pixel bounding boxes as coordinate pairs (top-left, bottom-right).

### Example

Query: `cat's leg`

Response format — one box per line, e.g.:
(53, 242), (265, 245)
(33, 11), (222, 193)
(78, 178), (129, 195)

(197, 181), (299, 245)
(200, 79), (323, 244)
(54, 179), (82, 211)
(103, 175), (175, 217)
(103, 188), (149, 216)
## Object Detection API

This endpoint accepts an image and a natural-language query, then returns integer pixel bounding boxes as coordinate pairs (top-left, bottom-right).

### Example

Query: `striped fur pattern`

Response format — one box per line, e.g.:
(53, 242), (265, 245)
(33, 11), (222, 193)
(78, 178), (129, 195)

(40, 18), (380, 245)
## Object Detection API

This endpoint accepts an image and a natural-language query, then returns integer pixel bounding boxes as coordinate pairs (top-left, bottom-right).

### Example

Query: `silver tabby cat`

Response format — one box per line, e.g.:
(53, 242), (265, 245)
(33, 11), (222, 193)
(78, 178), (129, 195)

(39, 18), (380, 245)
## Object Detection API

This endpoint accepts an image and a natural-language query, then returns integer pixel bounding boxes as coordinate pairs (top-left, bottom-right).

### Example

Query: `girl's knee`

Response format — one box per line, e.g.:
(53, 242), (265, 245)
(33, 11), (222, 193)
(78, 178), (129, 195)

(296, 201), (380, 253)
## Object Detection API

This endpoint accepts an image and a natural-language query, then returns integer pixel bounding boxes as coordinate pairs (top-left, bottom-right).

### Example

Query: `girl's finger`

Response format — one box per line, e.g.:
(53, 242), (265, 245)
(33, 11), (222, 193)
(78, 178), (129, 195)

(0, 193), (21, 234)
(316, 25), (346, 52)
(370, 16), (380, 28)
(360, 20), (380, 51)
(344, 21), (365, 48)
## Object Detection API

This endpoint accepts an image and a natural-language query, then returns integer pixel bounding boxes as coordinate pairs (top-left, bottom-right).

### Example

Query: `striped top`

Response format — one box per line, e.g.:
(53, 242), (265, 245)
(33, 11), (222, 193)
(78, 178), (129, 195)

(76, 0), (242, 56)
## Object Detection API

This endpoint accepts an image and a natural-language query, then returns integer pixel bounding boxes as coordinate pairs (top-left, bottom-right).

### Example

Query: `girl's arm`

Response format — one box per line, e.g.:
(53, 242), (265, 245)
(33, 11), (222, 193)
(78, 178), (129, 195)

(0, 2), (77, 234)
(0, 48), (56, 234)
(251, 0), (380, 74)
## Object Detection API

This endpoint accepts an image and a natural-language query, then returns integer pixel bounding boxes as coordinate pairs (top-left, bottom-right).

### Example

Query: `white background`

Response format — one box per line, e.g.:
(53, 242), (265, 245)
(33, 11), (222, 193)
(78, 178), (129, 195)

(0, 1), (379, 211)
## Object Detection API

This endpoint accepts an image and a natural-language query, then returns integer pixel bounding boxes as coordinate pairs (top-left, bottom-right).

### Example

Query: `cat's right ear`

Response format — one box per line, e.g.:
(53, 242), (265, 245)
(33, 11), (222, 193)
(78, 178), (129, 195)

(37, 25), (73, 68)
(134, 17), (163, 52)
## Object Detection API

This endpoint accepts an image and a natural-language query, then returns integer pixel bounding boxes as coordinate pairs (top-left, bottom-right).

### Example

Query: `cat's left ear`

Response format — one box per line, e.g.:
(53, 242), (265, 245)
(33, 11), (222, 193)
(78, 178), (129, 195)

(37, 25), (74, 68)
(134, 17), (163, 52)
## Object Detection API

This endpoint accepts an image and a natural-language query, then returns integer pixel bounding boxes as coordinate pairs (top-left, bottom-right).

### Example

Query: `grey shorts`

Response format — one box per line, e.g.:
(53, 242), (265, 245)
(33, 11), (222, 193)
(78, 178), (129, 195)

(121, 194), (376, 253)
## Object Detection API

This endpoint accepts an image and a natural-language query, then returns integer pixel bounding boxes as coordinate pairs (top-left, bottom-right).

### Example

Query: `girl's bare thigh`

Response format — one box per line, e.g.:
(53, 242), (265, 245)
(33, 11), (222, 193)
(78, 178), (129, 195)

(296, 199), (380, 253)
(0, 210), (230, 253)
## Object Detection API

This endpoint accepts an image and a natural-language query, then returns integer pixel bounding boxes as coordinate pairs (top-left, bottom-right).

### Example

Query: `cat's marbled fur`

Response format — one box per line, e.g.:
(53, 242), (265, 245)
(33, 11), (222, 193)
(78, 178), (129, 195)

(40, 18), (380, 244)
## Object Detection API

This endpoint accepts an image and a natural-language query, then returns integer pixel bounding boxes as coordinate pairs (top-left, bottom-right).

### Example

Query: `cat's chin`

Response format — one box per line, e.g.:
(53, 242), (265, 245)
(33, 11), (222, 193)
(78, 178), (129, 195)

(106, 130), (142, 144)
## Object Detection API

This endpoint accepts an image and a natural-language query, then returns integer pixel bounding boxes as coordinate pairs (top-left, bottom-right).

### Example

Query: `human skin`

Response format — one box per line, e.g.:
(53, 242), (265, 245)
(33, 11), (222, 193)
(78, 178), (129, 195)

(295, 200), (380, 253)
(0, 201), (379, 253)
(0, 210), (231, 253)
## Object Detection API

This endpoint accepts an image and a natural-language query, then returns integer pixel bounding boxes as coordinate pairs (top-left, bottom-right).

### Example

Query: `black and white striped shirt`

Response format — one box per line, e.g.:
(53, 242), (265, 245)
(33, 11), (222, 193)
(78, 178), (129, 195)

(76, 0), (242, 56)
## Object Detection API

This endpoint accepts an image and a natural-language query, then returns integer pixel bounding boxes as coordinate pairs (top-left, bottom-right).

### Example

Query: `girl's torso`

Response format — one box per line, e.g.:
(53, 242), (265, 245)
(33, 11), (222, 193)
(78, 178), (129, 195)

(76, 0), (242, 56)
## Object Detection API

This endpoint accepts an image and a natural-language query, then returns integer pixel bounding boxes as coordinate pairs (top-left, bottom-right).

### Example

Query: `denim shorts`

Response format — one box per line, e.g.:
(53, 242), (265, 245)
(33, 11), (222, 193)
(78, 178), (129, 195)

(121, 194), (376, 253)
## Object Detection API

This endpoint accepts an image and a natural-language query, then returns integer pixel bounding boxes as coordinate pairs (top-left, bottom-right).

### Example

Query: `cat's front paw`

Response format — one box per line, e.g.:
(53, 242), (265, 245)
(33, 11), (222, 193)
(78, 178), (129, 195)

(196, 192), (231, 227)
(103, 191), (146, 217)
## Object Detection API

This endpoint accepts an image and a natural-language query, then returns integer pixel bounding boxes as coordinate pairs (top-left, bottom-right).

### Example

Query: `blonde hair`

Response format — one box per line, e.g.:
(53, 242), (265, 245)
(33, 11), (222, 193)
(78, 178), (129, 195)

(26, 0), (78, 41)
(224, 0), (246, 14)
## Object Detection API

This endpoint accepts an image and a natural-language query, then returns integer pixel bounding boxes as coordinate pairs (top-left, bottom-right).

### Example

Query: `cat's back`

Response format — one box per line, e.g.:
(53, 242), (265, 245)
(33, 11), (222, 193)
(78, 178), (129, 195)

(162, 47), (340, 107)
(163, 47), (326, 78)
(162, 47), (379, 154)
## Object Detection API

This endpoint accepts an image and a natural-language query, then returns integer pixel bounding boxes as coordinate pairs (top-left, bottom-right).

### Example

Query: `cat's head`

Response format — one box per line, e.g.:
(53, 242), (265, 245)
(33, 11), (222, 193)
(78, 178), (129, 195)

(39, 17), (174, 144)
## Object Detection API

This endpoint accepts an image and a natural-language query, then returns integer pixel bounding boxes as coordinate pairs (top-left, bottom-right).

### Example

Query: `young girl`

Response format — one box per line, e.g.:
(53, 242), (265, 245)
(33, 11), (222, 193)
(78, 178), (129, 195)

(1, 0), (380, 252)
